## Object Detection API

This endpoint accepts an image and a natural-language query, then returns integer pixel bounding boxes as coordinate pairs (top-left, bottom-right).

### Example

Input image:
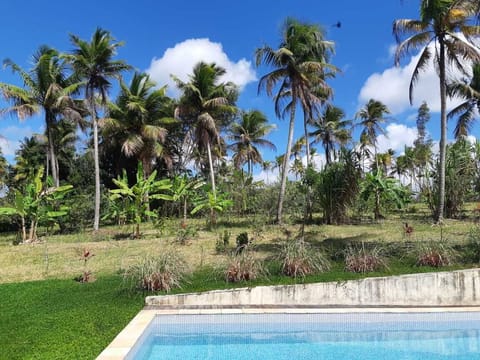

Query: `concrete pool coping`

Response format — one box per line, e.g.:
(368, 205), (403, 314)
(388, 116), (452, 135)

(96, 305), (480, 360)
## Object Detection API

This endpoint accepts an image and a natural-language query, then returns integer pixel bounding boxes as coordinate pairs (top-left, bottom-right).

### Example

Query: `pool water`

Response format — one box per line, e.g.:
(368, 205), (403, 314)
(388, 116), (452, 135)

(126, 312), (480, 360)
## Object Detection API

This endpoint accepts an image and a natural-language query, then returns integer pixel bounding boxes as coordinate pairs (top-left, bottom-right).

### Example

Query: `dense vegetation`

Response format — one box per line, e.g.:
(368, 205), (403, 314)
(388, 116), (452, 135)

(1, 1), (480, 358)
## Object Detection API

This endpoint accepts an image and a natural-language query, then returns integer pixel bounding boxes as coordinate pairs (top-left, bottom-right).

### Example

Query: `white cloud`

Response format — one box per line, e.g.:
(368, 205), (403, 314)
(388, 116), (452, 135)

(377, 123), (418, 154)
(146, 38), (257, 97)
(0, 125), (35, 158)
(359, 45), (464, 115)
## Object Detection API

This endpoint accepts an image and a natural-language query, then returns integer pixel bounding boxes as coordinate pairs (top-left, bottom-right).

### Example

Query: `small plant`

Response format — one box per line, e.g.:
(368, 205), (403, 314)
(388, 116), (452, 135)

(279, 240), (330, 278)
(123, 250), (188, 292)
(75, 248), (95, 283)
(215, 230), (231, 253)
(236, 232), (250, 253)
(344, 243), (387, 273)
(175, 224), (198, 245)
(464, 225), (480, 263)
(414, 240), (457, 267)
(225, 250), (264, 283)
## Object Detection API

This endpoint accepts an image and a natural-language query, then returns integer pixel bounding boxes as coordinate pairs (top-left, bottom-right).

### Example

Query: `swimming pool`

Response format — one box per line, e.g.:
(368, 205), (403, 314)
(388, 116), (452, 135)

(125, 312), (480, 360)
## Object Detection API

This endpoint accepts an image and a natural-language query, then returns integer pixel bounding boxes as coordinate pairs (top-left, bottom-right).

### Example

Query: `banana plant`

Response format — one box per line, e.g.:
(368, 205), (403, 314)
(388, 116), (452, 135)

(108, 163), (172, 238)
(361, 170), (409, 220)
(0, 167), (72, 242)
(170, 175), (205, 226)
(191, 189), (233, 226)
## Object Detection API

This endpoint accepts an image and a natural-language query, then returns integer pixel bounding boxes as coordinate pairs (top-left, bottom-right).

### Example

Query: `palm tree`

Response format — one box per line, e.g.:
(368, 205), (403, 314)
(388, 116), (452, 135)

(102, 72), (174, 179)
(355, 99), (390, 171)
(393, 0), (480, 222)
(228, 110), (276, 176)
(0, 46), (81, 187)
(174, 62), (237, 198)
(309, 105), (351, 165)
(66, 28), (131, 230)
(256, 18), (337, 224)
(448, 63), (480, 139)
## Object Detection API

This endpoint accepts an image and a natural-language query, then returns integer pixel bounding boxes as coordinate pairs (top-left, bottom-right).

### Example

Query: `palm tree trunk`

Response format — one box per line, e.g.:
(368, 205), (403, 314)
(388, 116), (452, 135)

(437, 40), (447, 223)
(206, 140), (216, 224)
(46, 116), (59, 187)
(304, 113), (311, 167)
(90, 94), (101, 231)
(206, 141), (216, 197)
(277, 98), (296, 225)
(21, 216), (27, 243)
(183, 197), (188, 225)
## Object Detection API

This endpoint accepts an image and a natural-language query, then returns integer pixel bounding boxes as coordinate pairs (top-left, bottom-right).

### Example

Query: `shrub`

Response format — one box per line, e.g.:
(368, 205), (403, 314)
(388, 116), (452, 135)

(215, 230), (231, 253)
(123, 250), (188, 292)
(279, 240), (330, 278)
(236, 232), (250, 253)
(414, 240), (457, 267)
(344, 243), (387, 273)
(225, 250), (263, 283)
(464, 226), (480, 263)
(175, 224), (198, 245)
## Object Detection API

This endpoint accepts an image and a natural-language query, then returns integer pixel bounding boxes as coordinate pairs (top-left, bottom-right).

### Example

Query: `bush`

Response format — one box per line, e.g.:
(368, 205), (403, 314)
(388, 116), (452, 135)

(123, 250), (188, 292)
(236, 232), (250, 253)
(225, 250), (264, 283)
(215, 230), (231, 253)
(464, 226), (480, 263)
(344, 243), (387, 273)
(414, 240), (457, 267)
(175, 224), (198, 245)
(279, 240), (330, 278)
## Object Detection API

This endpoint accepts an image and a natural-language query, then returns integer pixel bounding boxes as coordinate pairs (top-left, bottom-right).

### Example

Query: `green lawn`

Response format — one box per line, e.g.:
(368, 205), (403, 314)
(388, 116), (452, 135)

(0, 276), (143, 360)
(0, 260), (471, 360)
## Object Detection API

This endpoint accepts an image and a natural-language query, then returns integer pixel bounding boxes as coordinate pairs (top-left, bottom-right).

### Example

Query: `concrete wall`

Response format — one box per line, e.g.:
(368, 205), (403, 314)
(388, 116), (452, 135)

(146, 268), (480, 307)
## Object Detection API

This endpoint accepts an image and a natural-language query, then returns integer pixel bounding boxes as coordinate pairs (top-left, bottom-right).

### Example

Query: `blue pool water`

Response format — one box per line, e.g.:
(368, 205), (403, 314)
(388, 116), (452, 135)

(126, 312), (480, 360)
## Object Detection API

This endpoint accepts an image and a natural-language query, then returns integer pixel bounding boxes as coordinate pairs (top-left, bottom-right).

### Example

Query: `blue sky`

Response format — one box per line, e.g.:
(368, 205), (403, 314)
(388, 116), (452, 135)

(0, 0), (473, 176)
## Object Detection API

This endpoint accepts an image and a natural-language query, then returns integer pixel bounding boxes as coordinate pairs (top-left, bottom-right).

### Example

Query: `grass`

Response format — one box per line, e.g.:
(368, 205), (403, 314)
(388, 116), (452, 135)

(1, 211), (479, 359)
(0, 276), (144, 360)
(0, 216), (474, 283)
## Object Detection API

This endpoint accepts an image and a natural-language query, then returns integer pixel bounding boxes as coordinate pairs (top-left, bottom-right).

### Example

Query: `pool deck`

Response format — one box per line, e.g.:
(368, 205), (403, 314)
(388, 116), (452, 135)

(96, 305), (480, 360)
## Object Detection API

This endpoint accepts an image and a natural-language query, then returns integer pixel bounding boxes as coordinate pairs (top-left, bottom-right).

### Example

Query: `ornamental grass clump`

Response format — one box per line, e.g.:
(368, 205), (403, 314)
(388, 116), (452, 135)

(414, 240), (457, 267)
(279, 240), (330, 278)
(123, 250), (188, 292)
(225, 250), (264, 283)
(344, 243), (387, 273)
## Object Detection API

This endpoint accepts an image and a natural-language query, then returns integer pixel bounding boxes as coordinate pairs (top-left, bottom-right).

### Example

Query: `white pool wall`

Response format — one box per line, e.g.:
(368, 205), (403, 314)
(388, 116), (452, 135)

(146, 268), (480, 307)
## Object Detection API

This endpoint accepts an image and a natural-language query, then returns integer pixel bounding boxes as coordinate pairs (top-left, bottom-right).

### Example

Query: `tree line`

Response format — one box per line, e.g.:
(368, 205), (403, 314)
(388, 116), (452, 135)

(0, 1), (480, 238)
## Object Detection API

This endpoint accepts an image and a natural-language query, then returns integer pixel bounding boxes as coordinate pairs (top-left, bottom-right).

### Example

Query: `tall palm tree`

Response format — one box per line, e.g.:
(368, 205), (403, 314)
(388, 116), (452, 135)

(102, 72), (174, 179)
(0, 46), (81, 187)
(393, 0), (480, 222)
(228, 110), (276, 176)
(309, 105), (351, 166)
(448, 63), (480, 139)
(66, 28), (131, 230)
(174, 62), (237, 197)
(256, 18), (337, 224)
(355, 99), (390, 171)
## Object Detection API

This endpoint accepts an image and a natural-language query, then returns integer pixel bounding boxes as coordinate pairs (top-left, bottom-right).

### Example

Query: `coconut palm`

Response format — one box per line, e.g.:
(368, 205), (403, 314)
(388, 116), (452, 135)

(393, 0), (480, 222)
(228, 110), (276, 176)
(355, 99), (390, 171)
(0, 46), (82, 187)
(174, 62), (237, 198)
(66, 28), (131, 230)
(102, 72), (175, 179)
(309, 105), (351, 166)
(448, 63), (480, 139)
(255, 17), (337, 224)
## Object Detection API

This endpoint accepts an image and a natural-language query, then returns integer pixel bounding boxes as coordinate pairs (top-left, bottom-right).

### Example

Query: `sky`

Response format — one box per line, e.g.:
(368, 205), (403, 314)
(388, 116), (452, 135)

(0, 0), (476, 180)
